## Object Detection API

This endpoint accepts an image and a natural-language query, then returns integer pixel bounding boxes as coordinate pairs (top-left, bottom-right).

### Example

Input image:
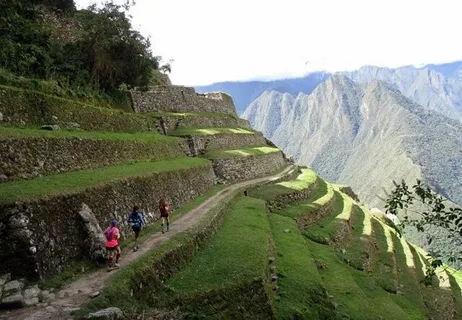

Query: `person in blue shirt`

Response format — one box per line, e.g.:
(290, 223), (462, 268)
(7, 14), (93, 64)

(127, 205), (144, 252)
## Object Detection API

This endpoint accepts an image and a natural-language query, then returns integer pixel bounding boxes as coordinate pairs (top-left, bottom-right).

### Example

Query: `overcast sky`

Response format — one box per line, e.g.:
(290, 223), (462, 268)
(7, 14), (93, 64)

(75, 0), (462, 86)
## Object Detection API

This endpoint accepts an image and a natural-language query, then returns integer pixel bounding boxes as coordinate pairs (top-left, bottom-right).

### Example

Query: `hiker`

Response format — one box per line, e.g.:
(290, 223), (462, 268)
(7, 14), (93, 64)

(104, 219), (121, 271)
(159, 198), (170, 234)
(128, 205), (144, 252)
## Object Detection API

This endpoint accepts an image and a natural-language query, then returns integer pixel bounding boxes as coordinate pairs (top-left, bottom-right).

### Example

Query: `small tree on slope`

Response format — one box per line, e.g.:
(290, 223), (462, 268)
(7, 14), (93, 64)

(385, 180), (462, 284)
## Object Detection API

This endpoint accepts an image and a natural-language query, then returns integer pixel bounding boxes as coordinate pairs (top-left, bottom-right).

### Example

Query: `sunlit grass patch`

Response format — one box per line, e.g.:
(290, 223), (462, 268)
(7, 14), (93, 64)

(204, 146), (280, 159)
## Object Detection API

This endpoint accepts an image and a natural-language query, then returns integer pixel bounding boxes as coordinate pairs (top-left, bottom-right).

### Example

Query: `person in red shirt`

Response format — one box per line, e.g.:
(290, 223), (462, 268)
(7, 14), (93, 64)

(159, 198), (170, 234)
(103, 219), (121, 271)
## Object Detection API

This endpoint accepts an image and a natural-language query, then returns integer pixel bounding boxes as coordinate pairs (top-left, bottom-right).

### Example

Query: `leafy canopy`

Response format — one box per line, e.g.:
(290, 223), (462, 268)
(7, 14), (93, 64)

(0, 0), (165, 93)
(385, 180), (462, 282)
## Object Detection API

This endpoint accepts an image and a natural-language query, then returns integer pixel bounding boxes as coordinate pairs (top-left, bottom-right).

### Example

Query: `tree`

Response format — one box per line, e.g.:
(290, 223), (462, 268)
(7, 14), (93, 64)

(385, 179), (462, 283)
(73, 1), (159, 91)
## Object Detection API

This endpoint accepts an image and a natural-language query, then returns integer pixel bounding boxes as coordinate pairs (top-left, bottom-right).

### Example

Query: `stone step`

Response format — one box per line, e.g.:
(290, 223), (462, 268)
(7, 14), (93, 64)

(0, 158), (215, 280)
(0, 127), (188, 181)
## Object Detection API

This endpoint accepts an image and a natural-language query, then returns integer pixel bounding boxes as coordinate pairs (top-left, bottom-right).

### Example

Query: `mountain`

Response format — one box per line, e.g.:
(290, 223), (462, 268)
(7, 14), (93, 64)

(344, 63), (462, 121)
(198, 61), (462, 121)
(243, 75), (462, 265)
(195, 72), (330, 114)
(243, 74), (462, 207)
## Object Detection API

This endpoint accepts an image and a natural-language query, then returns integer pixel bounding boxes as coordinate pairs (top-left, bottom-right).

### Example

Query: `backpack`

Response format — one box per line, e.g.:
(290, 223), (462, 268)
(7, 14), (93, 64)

(129, 212), (142, 228)
(104, 227), (114, 241)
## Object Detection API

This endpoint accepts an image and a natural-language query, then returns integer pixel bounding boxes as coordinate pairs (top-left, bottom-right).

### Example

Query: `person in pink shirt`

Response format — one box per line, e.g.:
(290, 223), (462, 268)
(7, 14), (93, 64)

(104, 219), (121, 271)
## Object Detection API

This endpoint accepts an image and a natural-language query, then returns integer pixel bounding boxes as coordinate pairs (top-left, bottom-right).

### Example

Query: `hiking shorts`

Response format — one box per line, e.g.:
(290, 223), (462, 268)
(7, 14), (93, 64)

(106, 245), (119, 251)
(132, 226), (141, 233)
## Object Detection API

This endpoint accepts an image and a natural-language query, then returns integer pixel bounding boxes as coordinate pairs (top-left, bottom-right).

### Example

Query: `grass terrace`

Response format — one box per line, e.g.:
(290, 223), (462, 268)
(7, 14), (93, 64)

(0, 158), (209, 203)
(0, 125), (179, 142)
(250, 168), (317, 201)
(204, 146), (280, 159)
(146, 111), (237, 118)
(166, 196), (270, 293)
(302, 191), (345, 244)
(274, 179), (331, 219)
(170, 127), (254, 136)
(269, 213), (339, 319)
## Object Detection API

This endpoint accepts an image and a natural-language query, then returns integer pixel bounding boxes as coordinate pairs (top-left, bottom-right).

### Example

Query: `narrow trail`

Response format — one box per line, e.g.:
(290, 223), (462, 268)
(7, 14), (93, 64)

(0, 165), (294, 320)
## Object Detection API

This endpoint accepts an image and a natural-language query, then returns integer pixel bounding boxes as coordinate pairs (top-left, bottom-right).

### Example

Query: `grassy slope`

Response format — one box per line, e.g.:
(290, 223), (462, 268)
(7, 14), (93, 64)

(0, 158), (209, 202)
(250, 168), (317, 201)
(166, 195), (270, 292)
(335, 205), (369, 271)
(0, 125), (179, 142)
(204, 146), (280, 159)
(269, 213), (342, 319)
(307, 239), (419, 320)
(274, 179), (330, 219)
(303, 191), (345, 244)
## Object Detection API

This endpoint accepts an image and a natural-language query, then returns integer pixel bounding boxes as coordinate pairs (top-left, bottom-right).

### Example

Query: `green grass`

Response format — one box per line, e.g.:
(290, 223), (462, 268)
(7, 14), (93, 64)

(166, 195), (270, 293)
(250, 168), (317, 201)
(303, 191), (345, 244)
(0, 125), (179, 142)
(38, 260), (98, 290)
(145, 111), (236, 119)
(335, 205), (369, 271)
(390, 232), (426, 311)
(170, 127), (254, 136)
(0, 158), (210, 203)
(307, 239), (419, 320)
(369, 219), (398, 293)
(269, 214), (341, 319)
(120, 185), (227, 250)
(274, 179), (331, 219)
(204, 146), (280, 159)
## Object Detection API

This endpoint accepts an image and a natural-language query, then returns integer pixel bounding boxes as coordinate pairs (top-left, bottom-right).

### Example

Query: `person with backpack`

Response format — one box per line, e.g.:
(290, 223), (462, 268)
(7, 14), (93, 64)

(104, 219), (121, 271)
(159, 198), (170, 234)
(128, 205), (144, 252)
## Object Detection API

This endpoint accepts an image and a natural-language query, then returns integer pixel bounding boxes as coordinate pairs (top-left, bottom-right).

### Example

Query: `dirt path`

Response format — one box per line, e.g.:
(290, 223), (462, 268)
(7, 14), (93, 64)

(0, 166), (294, 320)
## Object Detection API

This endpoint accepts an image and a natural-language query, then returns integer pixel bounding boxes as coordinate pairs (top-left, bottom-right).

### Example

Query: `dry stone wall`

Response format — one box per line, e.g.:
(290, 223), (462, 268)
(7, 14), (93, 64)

(0, 164), (215, 280)
(0, 136), (187, 181)
(131, 86), (237, 116)
(184, 133), (267, 156)
(211, 151), (286, 183)
(0, 87), (156, 132)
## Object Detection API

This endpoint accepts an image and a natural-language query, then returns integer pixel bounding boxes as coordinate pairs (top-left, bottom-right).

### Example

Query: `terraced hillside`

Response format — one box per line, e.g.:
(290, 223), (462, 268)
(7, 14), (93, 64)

(0, 84), (287, 284)
(0, 83), (461, 320)
(80, 169), (462, 319)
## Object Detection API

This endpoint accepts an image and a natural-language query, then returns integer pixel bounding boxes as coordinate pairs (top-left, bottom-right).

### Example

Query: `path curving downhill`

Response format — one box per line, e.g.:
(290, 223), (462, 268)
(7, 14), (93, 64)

(0, 165), (295, 320)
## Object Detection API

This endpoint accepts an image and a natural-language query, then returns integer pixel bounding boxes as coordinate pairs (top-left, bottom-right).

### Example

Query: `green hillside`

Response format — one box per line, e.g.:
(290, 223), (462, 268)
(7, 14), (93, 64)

(83, 170), (462, 319)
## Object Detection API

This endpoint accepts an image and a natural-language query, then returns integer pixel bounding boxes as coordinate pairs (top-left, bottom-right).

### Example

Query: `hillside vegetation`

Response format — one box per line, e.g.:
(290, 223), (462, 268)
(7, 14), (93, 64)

(83, 169), (462, 319)
(243, 75), (462, 268)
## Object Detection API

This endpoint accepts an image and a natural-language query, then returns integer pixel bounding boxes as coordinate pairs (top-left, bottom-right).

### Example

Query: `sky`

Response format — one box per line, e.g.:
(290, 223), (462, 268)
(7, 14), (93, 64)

(75, 0), (462, 86)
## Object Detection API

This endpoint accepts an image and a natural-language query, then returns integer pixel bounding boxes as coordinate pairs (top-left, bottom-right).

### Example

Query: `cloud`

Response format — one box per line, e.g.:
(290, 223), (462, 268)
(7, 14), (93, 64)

(75, 0), (462, 86)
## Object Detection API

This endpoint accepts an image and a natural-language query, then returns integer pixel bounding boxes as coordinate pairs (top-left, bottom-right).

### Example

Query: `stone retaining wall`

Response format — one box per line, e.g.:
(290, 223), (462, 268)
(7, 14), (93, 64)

(184, 133), (267, 156)
(211, 151), (286, 183)
(131, 86), (237, 116)
(0, 87), (156, 133)
(0, 164), (215, 280)
(0, 136), (187, 181)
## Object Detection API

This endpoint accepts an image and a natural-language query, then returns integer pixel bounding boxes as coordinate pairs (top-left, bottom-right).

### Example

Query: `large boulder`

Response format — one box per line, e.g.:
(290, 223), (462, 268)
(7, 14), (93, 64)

(78, 203), (106, 262)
